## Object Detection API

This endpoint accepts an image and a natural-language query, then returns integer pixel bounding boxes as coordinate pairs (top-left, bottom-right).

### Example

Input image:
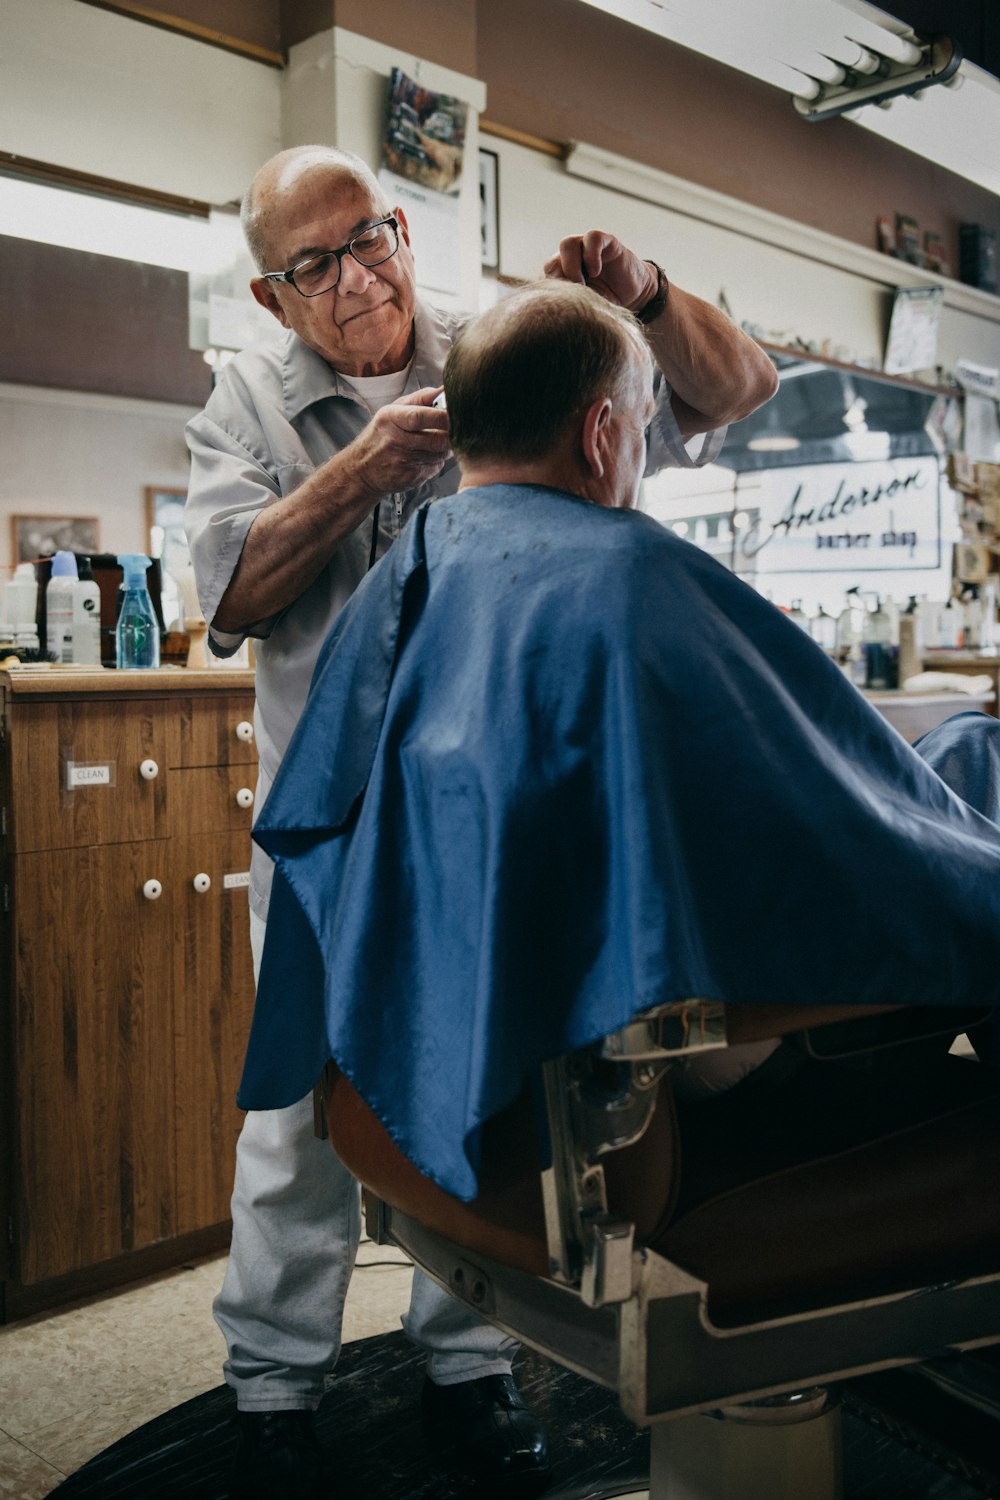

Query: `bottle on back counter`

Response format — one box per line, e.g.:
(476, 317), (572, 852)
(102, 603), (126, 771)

(46, 551), (78, 663)
(863, 596), (898, 689)
(810, 604), (838, 652)
(6, 562), (37, 631)
(72, 556), (102, 666)
(116, 554), (160, 670)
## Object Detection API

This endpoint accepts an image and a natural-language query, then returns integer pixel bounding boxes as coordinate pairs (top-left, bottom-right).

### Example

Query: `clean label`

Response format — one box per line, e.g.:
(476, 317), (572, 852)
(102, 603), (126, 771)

(223, 871), (251, 889)
(66, 762), (114, 789)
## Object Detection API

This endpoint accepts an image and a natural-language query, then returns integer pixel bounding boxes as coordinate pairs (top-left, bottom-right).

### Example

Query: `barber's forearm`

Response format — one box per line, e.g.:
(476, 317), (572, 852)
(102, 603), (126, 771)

(212, 453), (376, 634)
(645, 283), (778, 437)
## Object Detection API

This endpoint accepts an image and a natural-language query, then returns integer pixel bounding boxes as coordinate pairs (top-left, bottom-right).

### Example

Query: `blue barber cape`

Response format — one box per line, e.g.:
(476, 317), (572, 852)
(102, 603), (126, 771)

(241, 485), (1000, 1200)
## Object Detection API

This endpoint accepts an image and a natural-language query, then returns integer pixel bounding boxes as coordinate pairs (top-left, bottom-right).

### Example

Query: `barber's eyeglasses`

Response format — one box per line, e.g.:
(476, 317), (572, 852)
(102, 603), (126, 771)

(262, 216), (400, 298)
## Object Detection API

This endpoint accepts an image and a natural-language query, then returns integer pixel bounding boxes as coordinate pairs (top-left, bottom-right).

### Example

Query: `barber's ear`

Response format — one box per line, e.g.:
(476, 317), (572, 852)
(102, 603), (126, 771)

(250, 277), (291, 329)
(581, 397), (613, 478)
(394, 206), (412, 248)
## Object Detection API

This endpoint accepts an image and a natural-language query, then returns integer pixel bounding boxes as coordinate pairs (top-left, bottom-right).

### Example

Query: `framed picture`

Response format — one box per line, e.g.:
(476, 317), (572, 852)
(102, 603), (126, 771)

(12, 514), (100, 563)
(145, 486), (188, 563)
(479, 148), (499, 270)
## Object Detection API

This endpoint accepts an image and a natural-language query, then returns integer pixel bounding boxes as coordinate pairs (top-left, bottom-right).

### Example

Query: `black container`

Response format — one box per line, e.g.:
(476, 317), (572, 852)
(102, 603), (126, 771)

(959, 224), (998, 294)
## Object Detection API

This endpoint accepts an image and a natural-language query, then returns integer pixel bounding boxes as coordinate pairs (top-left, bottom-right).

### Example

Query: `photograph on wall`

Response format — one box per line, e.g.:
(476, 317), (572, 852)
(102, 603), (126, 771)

(381, 67), (467, 196)
(378, 67), (470, 298)
(12, 514), (100, 563)
(479, 148), (499, 269)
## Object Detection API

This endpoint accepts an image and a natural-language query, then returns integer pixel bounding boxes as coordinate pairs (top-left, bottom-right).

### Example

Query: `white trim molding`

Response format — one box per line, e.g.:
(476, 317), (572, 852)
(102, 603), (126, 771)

(566, 141), (1000, 326)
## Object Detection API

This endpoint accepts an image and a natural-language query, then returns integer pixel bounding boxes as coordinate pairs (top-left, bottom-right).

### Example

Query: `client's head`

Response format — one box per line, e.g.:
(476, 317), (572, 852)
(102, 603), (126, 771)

(444, 280), (655, 510)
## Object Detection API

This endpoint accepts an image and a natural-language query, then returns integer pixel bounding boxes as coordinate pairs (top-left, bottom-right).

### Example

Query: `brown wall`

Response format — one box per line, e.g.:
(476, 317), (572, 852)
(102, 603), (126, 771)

(72, 0), (1000, 266)
(477, 0), (1000, 269)
(0, 237), (211, 405)
(12, 1), (998, 405)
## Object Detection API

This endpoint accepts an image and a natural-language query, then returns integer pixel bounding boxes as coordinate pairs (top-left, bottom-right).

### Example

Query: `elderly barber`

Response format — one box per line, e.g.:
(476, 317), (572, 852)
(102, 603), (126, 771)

(184, 141), (777, 1499)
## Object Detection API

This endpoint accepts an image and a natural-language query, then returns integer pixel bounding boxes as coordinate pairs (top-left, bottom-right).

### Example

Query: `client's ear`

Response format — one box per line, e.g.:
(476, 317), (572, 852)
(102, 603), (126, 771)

(581, 396), (613, 479)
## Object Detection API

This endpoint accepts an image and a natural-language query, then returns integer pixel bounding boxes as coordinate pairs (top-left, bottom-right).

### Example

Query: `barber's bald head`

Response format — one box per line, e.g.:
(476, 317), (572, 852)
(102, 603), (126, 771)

(241, 145), (389, 272)
(444, 282), (653, 475)
(242, 144), (416, 377)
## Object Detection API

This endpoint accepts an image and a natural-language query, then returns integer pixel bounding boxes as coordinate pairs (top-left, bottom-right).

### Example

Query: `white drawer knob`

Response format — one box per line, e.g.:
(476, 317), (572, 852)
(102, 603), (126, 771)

(192, 872), (212, 894)
(139, 758), (159, 780)
(235, 720), (254, 743)
(235, 787), (254, 809)
(142, 878), (162, 901)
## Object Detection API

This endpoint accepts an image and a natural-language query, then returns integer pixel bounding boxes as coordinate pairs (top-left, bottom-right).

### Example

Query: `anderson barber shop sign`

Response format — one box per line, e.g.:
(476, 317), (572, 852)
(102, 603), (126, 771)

(737, 456), (942, 574)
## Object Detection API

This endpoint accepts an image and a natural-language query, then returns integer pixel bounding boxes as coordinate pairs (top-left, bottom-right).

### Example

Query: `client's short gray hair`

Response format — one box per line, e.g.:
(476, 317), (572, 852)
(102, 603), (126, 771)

(444, 281), (651, 465)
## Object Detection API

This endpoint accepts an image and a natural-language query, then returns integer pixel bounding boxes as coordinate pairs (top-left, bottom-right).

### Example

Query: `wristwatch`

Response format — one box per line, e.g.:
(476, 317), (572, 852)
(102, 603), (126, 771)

(636, 261), (669, 325)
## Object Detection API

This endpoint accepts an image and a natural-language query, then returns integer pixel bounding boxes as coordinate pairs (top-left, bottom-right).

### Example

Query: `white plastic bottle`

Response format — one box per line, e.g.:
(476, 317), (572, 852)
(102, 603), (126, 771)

(72, 556), (102, 666)
(5, 562), (38, 636)
(46, 551), (78, 663)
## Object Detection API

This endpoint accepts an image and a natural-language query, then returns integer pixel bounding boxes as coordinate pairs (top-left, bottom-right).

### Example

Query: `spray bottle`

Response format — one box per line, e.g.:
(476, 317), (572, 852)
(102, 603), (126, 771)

(116, 554), (160, 670)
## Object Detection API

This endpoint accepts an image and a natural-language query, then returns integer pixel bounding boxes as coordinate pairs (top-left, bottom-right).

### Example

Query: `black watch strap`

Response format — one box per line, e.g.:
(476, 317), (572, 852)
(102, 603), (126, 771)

(636, 261), (669, 325)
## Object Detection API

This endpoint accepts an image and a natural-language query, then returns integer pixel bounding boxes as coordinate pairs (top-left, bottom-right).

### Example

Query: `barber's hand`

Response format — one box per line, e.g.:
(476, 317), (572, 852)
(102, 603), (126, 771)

(344, 386), (451, 499)
(543, 231), (658, 316)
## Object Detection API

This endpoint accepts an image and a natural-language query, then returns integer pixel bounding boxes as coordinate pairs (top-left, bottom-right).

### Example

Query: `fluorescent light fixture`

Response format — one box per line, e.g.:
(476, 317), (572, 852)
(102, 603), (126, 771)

(0, 175), (242, 274)
(747, 433), (802, 452)
(577, 0), (998, 194)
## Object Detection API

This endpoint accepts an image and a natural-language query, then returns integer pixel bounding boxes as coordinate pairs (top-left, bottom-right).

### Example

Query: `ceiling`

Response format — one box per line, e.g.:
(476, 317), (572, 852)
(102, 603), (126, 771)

(579, 0), (1000, 197)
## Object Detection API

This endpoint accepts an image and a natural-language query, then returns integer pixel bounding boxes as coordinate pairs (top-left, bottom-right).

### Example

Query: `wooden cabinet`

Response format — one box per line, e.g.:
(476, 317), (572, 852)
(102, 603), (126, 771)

(0, 668), (258, 1318)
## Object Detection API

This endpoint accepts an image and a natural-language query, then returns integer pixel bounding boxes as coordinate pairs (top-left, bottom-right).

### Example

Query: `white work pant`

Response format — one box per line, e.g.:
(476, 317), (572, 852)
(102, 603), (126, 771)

(214, 906), (517, 1411)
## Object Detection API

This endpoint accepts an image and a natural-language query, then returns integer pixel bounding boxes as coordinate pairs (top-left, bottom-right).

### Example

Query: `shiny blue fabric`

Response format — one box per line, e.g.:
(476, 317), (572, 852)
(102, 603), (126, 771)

(241, 485), (1000, 1200)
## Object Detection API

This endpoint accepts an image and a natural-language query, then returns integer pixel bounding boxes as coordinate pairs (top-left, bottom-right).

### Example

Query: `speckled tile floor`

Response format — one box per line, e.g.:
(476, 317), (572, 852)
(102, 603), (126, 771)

(0, 1239), (414, 1497)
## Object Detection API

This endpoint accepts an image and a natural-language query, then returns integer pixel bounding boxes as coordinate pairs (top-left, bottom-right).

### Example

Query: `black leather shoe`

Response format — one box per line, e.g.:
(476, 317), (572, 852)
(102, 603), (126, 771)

(229, 1409), (324, 1499)
(422, 1373), (552, 1491)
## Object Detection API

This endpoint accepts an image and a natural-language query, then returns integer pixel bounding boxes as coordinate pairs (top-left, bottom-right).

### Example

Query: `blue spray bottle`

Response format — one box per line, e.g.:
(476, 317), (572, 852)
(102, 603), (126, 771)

(116, 554), (160, 669)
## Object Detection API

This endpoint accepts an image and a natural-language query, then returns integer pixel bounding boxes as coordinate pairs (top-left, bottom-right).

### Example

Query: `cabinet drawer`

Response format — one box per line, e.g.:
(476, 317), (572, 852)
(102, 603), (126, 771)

(168, 766), (257, 836)
(8, 700), (173, 852)
(174, 695), (257, 767)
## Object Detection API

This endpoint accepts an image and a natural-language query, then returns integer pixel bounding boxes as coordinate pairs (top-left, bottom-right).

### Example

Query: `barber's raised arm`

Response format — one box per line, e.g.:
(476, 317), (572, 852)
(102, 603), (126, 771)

(210, 388), (449, 635)
(543, 231), (777, 440)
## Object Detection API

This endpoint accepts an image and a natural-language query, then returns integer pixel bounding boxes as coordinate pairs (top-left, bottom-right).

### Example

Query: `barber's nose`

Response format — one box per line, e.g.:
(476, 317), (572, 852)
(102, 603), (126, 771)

(338, 253), (377, 293)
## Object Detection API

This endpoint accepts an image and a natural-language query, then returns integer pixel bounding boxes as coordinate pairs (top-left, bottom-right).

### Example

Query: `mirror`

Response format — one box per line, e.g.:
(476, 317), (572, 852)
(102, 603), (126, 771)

(643, 350), (955, 614)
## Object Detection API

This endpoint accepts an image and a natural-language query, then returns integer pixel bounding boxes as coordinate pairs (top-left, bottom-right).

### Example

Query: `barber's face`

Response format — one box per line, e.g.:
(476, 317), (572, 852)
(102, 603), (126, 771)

(604, 350), (656, 510)
(251, 169), (417, 377)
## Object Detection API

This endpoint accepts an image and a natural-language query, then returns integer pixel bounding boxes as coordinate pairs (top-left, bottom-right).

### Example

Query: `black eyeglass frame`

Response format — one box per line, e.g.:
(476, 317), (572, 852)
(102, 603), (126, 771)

(261, 216), (401, 298)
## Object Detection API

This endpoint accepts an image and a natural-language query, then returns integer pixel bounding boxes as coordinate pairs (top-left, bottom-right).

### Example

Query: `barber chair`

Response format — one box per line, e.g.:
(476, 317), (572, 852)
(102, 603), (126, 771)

(325, 1000), (1000, 1499)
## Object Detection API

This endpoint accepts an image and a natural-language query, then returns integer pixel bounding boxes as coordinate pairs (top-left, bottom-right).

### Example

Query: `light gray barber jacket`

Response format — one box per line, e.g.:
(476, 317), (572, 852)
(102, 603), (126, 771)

(184, 297), (723, 918)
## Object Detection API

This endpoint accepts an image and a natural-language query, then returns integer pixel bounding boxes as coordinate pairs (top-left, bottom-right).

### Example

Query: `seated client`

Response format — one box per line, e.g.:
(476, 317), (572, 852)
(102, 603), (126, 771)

(240, 280), (1000, 1206)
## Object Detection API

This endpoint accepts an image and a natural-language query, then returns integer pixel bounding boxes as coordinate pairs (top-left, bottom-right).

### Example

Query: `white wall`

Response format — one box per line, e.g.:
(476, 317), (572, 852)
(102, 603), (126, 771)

(487, 136), (1000, 371)
(3, 0), (280, 204)
(0, 385), (196, 576)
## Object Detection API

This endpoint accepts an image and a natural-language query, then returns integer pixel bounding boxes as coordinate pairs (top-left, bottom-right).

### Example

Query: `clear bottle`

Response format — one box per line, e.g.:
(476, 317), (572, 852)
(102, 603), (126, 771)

(939, 596), (964, 650)
(864, 596), (898, 689)
(46, 551), (78, 663)
(787, 598), (809, 632)
(73, 555), (102, 666)
(116, 554), (160, 670)
(810, 604), (838, 651)
(835, 586), (862, 655)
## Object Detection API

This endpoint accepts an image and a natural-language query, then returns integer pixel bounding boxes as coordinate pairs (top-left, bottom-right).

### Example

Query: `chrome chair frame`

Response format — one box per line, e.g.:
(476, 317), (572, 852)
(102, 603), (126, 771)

(365, 1000), (1000, 1431)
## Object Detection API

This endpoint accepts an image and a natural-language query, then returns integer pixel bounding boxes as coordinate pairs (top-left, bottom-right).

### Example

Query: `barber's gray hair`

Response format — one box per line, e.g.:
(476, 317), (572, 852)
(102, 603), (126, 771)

(241, 145), (389, 272)
(444, 281), (651, 465)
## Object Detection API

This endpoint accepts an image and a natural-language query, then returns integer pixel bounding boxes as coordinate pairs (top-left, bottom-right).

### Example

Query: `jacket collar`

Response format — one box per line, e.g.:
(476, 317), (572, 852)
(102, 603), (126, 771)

(281, 298), (453, 423)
